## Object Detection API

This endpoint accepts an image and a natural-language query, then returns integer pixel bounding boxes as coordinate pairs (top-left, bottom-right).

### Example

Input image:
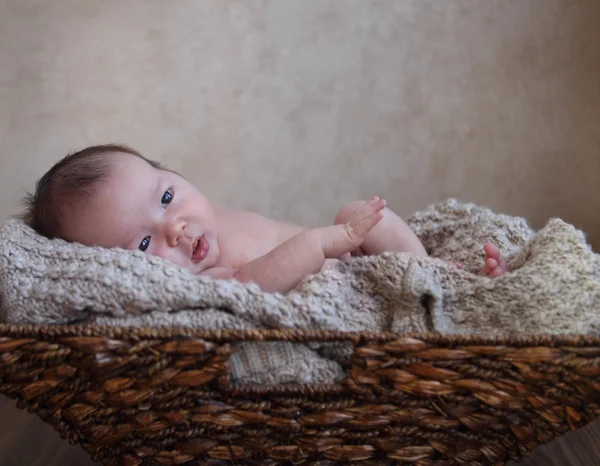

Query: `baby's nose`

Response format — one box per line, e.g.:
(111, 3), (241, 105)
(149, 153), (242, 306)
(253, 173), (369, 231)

(166, 218), (186, 246)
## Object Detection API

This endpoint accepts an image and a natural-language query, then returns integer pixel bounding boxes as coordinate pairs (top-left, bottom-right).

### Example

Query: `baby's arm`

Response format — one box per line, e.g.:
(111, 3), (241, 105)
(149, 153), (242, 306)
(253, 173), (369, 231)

(203, 197), (386, 293)
(335, 201), (427, 257)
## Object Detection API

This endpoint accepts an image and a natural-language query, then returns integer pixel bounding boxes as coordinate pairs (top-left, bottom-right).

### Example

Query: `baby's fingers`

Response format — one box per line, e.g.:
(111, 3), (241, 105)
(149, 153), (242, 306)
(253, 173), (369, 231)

(346, 196), (386, 241)
(321, 196), (386, 258)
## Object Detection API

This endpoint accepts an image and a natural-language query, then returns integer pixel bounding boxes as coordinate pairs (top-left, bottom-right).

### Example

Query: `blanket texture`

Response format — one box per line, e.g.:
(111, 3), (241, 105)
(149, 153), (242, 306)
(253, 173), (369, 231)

(1, 199), (599, 384)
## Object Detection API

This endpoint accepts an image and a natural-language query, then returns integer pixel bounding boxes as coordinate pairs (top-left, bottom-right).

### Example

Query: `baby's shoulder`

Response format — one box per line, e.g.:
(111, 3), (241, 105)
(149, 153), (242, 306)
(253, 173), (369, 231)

(215, 208), (305, 266)
(217, 207), (305, 241)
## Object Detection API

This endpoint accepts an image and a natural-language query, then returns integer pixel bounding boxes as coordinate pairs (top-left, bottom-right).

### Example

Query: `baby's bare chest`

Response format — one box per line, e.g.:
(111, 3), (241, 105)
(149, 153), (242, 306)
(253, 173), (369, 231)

(216, 212), (307, 269)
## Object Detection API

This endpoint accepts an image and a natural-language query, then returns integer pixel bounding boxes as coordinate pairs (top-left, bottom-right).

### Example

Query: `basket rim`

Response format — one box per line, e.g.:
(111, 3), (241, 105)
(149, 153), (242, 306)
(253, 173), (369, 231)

(0, 323), (599, 346)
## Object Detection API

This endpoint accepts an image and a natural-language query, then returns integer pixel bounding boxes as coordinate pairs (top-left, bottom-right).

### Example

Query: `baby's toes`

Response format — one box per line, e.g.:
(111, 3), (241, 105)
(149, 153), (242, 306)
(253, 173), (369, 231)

(490, 265), (507, 278)
(483, 243), (502, 261)
(478, 258), (498, 276)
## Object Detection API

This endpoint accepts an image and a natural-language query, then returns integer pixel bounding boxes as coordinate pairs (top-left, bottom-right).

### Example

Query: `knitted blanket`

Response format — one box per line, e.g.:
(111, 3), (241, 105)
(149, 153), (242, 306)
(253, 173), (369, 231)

(1, 199), (599, 384)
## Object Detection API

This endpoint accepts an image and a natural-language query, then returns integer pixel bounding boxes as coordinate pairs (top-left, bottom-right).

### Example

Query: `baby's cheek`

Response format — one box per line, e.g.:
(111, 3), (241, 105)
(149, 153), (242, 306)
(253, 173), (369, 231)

(151, 246), (186, 268)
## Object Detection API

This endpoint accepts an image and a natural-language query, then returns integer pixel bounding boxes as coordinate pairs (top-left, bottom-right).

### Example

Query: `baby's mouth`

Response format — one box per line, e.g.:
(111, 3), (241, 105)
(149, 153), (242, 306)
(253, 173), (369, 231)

(191, 235), (209, 263)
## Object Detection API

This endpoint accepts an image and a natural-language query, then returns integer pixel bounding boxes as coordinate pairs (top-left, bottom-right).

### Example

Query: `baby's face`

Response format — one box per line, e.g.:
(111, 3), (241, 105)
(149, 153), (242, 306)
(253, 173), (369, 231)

(61, 153), (220, 274)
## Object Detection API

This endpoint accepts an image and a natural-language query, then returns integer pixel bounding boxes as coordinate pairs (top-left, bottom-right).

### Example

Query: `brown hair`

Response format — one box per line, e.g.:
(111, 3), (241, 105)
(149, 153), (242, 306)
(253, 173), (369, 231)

(21, 144), (163, 239)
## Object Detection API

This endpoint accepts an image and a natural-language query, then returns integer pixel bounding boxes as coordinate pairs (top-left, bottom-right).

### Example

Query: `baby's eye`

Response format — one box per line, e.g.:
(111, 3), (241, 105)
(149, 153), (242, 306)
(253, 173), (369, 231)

(161, 189), (173, 207)
(139, 236), (151, 252)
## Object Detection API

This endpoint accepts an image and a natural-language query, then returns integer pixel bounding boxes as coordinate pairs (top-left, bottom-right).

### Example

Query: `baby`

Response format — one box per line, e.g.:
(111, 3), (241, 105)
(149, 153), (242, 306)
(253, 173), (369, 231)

(22, 144), (509, 293)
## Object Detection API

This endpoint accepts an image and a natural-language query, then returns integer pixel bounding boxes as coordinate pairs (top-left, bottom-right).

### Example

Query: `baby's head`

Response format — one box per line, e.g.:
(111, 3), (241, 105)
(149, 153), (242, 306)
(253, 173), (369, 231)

(22, 144), (220, 273)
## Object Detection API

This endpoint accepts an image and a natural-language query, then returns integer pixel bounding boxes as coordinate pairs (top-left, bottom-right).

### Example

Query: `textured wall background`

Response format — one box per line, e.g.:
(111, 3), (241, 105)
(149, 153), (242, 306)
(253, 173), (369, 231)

(1, 0), (599, 248)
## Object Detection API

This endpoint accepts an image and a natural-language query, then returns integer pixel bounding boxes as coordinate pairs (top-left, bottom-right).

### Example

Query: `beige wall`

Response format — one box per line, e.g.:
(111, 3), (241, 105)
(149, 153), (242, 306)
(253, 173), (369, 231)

(1, 0), (599, 248)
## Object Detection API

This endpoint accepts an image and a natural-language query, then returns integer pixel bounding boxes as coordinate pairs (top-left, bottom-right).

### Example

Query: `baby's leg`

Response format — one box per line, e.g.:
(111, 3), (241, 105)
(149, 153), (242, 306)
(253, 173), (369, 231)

(334, 199), (427, 257)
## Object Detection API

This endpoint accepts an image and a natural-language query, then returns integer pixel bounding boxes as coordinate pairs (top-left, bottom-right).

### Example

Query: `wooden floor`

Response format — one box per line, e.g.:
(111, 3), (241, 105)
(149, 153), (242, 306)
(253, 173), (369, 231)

(0, 395), (95, 466)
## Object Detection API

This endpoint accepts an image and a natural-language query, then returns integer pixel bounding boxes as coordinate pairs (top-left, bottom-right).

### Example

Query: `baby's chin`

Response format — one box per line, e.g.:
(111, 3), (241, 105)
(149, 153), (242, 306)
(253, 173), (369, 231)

(187, 263), (207, 275)
(189, 252), (219, 275)
(143, 252), (210, 275)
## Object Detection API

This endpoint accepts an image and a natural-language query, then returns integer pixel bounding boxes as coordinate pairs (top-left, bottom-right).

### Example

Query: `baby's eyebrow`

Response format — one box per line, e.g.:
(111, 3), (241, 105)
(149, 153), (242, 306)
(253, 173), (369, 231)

(152, 177), (162, 201)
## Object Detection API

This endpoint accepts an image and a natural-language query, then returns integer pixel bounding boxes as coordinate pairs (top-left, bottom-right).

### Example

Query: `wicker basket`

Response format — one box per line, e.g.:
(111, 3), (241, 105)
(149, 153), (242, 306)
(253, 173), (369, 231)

(0, 324), (599, 466)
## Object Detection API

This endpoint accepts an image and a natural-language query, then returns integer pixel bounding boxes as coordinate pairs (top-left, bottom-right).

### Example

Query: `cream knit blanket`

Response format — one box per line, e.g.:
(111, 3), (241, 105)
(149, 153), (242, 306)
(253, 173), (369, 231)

(1, 199), (599, 384)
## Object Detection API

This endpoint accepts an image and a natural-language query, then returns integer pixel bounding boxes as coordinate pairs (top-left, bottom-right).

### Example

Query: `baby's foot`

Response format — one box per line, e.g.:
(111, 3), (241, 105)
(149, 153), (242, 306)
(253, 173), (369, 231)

(478, 243), (509, 278)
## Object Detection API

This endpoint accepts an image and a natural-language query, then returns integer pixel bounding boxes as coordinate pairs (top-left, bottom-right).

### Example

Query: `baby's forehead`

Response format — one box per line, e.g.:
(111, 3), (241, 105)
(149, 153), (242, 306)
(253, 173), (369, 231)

(103, 153), (160, 180)
(59, 159), (159, 245)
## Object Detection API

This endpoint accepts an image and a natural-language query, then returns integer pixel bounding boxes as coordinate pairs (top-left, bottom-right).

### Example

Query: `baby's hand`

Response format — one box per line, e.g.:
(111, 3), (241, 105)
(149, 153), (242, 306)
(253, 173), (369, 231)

(319, 196), (385, 258)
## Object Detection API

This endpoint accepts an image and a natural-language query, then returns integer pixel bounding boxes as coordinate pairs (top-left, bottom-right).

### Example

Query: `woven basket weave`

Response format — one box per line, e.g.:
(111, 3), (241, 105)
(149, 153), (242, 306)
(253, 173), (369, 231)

(0, 324), (599, 466)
